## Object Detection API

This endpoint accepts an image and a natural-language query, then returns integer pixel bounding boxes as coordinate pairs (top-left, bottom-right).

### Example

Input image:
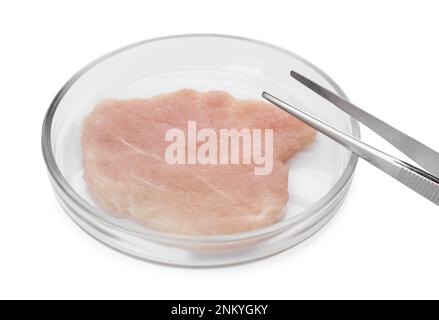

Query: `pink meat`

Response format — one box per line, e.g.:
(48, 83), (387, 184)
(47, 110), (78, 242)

(82, 89), (315, 235)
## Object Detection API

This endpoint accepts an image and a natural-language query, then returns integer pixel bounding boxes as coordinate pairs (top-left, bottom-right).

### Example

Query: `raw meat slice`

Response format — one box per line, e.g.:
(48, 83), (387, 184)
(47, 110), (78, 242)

(82, 89), (315, 235)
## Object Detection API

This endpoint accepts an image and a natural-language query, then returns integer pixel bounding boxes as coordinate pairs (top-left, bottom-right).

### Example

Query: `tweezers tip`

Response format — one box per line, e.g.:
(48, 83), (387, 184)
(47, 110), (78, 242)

(261, 91), (270, 99)
(289, 70), (301, 79)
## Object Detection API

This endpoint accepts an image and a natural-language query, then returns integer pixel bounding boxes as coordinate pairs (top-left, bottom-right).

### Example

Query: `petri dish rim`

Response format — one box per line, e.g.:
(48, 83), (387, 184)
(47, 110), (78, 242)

(42, 33), (360, 244)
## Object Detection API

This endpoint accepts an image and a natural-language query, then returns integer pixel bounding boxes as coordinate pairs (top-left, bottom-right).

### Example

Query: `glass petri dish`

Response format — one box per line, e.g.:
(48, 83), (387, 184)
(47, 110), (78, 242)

(42, 34), (360, 266)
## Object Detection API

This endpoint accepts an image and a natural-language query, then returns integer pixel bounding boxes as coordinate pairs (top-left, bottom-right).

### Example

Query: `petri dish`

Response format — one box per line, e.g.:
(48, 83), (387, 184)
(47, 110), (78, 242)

(42, 34), (360, 266)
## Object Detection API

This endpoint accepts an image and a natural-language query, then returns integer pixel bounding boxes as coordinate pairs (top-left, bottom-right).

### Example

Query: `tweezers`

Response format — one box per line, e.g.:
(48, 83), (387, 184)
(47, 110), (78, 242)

(262, 70), (439, 206)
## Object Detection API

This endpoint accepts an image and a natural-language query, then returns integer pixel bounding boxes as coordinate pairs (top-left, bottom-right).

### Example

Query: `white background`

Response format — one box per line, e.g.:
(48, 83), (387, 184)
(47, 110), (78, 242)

(1, 0), (438, 300)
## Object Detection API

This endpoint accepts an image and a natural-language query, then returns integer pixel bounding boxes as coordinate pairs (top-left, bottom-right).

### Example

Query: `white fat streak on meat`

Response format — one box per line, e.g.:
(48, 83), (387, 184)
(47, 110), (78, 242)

(120, 138), (161, 161)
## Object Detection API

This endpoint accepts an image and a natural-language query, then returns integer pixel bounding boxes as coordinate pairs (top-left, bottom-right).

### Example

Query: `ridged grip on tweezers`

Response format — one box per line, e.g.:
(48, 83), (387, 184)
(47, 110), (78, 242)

(396, 166), (439, 205)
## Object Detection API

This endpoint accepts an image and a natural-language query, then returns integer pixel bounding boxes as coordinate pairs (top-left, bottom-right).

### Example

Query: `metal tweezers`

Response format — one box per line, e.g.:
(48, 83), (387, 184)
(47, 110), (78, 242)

(262, 70), (439, 206)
